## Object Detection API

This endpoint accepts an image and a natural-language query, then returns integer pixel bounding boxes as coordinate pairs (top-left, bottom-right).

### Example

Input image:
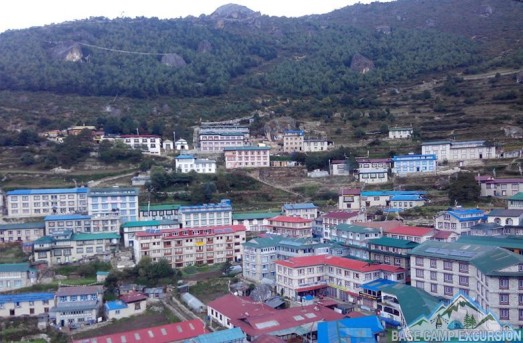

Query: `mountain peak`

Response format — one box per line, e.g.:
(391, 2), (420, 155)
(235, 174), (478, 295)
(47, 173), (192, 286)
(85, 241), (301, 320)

(210, 3), (260, 19)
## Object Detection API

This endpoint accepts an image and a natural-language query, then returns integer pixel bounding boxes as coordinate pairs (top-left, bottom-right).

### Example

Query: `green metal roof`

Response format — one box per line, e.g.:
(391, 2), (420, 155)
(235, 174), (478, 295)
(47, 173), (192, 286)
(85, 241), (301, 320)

(0, 263), (34, 273)
(472, 248), (523, 276)
(381, 283), (441, 325)
(121, 220), (177, 228)
(0, 222), (45, 231)
(335, 224), (380, 234)
(72, 233), (120, 241)
(368, 237), (419, 249)
(508, 192), (523, 201)
(139, 204), (180, 211)
(33, 236), (55, 244)
(243, 236), (284, 249)
(232, 211), (281, 221)
(457, 235), (523, 250)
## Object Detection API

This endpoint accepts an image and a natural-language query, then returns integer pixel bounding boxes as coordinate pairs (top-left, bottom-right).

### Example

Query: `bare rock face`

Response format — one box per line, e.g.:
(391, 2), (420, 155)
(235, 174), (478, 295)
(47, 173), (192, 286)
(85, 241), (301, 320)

(350, 53), (375, 74)
(197, 40), (213, 54)
(161, 53), (187, 68)
(210, 3), (260, 20)
(48, 42), (83, 62)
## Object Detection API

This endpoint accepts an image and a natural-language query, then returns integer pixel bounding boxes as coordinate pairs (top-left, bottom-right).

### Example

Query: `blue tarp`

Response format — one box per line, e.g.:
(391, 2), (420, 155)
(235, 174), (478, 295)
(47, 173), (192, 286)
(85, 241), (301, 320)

(317, 315), (384, 343)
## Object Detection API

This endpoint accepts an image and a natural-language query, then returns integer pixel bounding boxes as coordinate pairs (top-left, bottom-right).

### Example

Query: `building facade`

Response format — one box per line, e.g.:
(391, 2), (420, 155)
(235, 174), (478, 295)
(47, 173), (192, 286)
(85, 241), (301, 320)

(6, 188), (88, 218)
(508, 193), (523, 209)
(224, 146), (271, 169)
(282, 203), (318, 220)
(139, 204), (179, 221)
(44, 213), (120, 235)
(121, 220), (179, 247)
(409, 240), (523, 327)
(328, 224), (382, 260)
(53, 285), (104, 327)
(87, 187), (139, 223)
(434, 208), (486, 235)
(355, 158), (392, 170)
(338, 188), (362, 211)
(368, 237), (419, 280)
(422, 140), (496, 162)
(178, 199), (232, 228)
(267, 216), (313, 238)
(303, 139), (329, 152)
(0, 222), (45, 243)
(389, 127), (413, 139)
(199, 132), (246, 152)
(0, 293), (54, 317)
(358, 168), (389, 184)
(232, 211), (281, 232)
(283, 130), (305, 153)
(0, 263), (37, 291)
(175, 154), (216, 174)
(133, 225), (246, 268)
(477, 176), (523, 197)
(392, 154), (437, 176)
(115, 134), (162, 155)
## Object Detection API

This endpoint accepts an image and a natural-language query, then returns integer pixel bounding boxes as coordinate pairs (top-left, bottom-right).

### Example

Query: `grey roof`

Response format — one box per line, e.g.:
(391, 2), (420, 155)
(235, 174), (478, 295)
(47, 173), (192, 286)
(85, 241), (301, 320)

(487, 209), (523, 217)
(335, 224), (380, 234)
(470, 222), (503, 231)
(54, 300), (99, 311)
(56, 285), (103, 297)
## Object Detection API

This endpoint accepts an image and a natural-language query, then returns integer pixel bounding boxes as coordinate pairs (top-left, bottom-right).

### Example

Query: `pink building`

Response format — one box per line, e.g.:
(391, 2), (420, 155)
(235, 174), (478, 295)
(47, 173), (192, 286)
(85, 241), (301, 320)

(224, 146), (271, 169)
(267, 215), (313, 238)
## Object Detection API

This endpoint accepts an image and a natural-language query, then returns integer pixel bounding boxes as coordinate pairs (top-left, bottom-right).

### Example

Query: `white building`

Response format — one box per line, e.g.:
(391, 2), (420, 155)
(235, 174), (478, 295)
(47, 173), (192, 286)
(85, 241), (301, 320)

(53, 285), (104, 327)
(87, 187), (139, 223)
(224, 146), (271, 169)
(103, 134), (162, 155)
(388, 127), (413, 139)
(358, 168), (389, 184)
(44, 213), (120, 235)
(121, 220), (179, 248)
(303, 138), (329, 152)
(162, 139), (173, 152)
(282, 203), (318, 220)
(175, 154), (216, 174)
(0, 293), (54, 317)
(422, 140), (496, 162)
(283, 130), (304, 153)
(434, 208), (486, 235)
(179, 199), (232, 228)
(5, 188), (88, 219)
(0, 263), (37, 292)
(175, 138), (190, 151)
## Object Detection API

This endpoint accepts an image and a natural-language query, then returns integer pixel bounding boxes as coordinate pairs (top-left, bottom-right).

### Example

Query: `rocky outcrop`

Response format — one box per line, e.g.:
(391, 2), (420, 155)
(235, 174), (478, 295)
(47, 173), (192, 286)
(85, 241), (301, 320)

(210, 4), (260, 20)
(48, 42), (83, 62)
(350, 53), (375, 74)
(197, 40), (213, 54)
(161, 53), (187, 68)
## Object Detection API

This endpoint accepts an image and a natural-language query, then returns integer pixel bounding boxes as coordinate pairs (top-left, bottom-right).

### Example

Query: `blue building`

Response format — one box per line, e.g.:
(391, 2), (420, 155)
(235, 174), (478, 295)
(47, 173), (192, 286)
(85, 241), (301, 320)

(392, 154), (437, 176)
(87, 187), (139, 223)
(179, 199), (232, 228)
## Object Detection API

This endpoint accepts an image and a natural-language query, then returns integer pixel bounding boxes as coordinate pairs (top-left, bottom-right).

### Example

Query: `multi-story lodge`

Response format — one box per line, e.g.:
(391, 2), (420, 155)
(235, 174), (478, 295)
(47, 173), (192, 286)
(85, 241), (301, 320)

(139, 204), (179, 221)
(388, 127), (413, 139)
(409, 240), (523, 327)
(508, 192), (523, 209)
(368, 237), (419, 280)
(321, 211), (366, 241)
(338, 189), (427, 211)
(133, 225), (246, 268)
(476, 175), (523, 197)
(178, 199), (232, 228)
(328, 224), (382, 259)
(44, 213), (120, 235)
(358, 168), (389, 184)
(434, 208), (486, 235)
(392, 154), (437, 176)
(355, 157), (392, 170)
(5, 188), (88, 218)
(0, 222), (45, 243)
(53, 285), (104, 327)
(303, 138), (329, 152)
(175, 154), (216, 174)
(267, 215), (313, 238)
(87, 187), (139, 223)
(421, 140), (496, 162)
(242, 235), (349, 283)
(486, 209), (523, 226)
(283, 130), (304, 153)
(121, 220), (179, 247)
(118, 134), (161, 155)
(33, 232), (120, 266)
(0, 263), (37, 291)
(232, 211), (281, 232)
(275, 255), (405, 302)
(389, 194), (427, 211)
(224, 146), (271, 169)
(0, 293), (54, 317)
(199, 132), (246, 152)
(282, 203), (318, 220)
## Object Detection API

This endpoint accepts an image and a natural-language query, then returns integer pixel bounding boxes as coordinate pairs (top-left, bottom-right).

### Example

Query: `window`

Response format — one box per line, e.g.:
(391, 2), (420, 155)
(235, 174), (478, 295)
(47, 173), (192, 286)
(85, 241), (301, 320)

(431, 284), (438, 293)
(458, 263), (468, 273)
(444, 286), (453, 296)
(499, 278), (509, 290)
(519, 278), (523, 290)
(520, 309), (523, 321)
(415, 257), (424, 267)
(499, 294), (509, 305)
(416, 281), (425, 289)
(459, 276), (469, 286)
(499, 308), (509, 320)
(443, 261), (453, 271)
(416, 269), (424, 278)
(444, 273), (453, 283)
(430, 271), (437, 281)
(430, 259), (437, 268)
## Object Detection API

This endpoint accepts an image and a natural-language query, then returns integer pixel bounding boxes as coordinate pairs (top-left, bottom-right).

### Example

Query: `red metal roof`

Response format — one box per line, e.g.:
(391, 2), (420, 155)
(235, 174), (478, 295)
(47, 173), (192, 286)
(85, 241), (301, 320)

(252, 334), (287, 343)
(135, 224), (246, 238)
(357, 221), (403, 232)
(119, 291), (147, 304)
(276, 255), (404, 273)
(386, 225), (433, 237)
(269, 215), (313, 223)
(323, 211), (360, 220)
(296, 284), (329, 292)
(339, 188), (361, 195)
(72, 319), (206, 343)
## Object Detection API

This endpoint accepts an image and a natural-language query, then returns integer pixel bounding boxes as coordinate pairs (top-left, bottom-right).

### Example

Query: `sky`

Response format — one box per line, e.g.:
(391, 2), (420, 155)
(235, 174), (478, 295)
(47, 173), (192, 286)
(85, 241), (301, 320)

(0, 0), (388, 33)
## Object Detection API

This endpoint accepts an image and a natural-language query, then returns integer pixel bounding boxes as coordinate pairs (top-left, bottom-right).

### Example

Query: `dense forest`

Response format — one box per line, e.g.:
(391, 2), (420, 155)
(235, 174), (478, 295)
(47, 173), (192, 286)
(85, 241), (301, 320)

(2, 0), (519, 99)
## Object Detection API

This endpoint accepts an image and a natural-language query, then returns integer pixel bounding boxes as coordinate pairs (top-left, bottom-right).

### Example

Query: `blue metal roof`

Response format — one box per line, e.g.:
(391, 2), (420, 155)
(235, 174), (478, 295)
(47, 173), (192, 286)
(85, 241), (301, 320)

(176, 154), (195, 159)
(362, 190), (426, 197)
(392, 154), (437, 161)
(0, 293), (54, 304)
(283, 129), (304, 135)
(105, 300), (128, 311)
(186, 327), (245, 343)
(318, 315), (384, 343)
(283, 203), (317, 210)
(390, 195), (424, 201)
(7, 188), (88, 195)
(447, 208), (486, 222)
(361, 279), (398, 292)
(44, 214), (91, 221)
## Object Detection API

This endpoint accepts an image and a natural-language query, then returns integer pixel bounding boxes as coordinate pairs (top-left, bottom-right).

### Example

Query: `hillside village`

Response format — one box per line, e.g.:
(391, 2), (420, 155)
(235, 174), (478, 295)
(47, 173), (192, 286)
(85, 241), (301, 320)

(0, 119), (523, 343)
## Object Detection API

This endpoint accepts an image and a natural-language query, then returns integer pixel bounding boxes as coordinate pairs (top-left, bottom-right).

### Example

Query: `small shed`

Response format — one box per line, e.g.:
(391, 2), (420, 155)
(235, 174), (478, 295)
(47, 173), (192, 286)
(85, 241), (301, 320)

(96, 271), (109, 283)
(181, 292), (206, 313)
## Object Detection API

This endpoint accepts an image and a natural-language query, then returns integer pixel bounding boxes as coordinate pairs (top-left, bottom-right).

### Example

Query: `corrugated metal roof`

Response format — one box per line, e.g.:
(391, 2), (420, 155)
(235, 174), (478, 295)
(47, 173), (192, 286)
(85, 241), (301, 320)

(7, 188), (88, 195)
(0, 292), (54, 304)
